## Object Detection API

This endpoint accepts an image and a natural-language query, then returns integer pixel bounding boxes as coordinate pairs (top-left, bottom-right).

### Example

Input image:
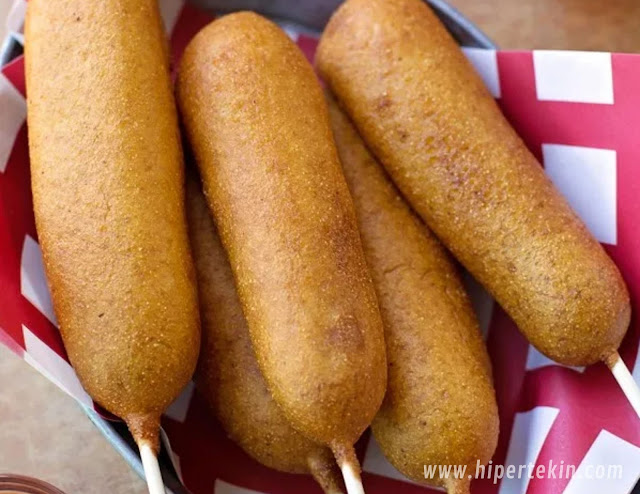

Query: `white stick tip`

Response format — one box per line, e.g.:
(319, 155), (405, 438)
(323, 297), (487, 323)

(139, 441), (167, 494)
(340, 461), (365, 494)
(606, 351), (640, 420)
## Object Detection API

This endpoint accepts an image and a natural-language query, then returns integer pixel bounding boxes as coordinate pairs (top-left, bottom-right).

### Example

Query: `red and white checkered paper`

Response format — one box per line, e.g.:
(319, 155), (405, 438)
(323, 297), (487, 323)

(2, 1), (640, 493)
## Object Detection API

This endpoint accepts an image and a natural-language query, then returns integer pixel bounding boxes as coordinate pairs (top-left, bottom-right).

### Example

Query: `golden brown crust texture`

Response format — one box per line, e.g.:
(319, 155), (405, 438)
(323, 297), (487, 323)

(25, 0), (200, 441)
(328, 94), (498, 487)
(177, 12), (387, 447)
(316, 0), (630, 366)
(186, 176), (343, 494)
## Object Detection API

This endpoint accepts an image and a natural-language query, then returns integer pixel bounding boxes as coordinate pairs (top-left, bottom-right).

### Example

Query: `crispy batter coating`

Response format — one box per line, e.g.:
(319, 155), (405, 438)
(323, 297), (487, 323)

(25, 0), (200, 450)
(186, 176), (343, 493)
(316, 0), (630, 366)
(177, 12), (387, 449)
(328, 95), (498, 492)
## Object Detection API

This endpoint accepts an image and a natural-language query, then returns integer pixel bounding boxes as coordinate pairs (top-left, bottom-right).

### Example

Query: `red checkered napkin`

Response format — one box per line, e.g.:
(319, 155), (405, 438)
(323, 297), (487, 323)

(2, 1), (640, 493)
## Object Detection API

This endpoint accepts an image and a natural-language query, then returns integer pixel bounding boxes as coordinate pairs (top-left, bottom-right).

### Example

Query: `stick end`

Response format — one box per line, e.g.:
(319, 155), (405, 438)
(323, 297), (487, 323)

(126, 413), (161, 454)
(331, 442), (364, 494)
(603, 350), (621, 370)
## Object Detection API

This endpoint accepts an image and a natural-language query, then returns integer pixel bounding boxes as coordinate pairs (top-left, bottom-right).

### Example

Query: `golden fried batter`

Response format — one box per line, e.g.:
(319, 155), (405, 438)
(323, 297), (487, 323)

(186, 176), (343, 493)
(177, 12), (386, 463)
(328, 94), (498, 493)
(317, 0), (630, 366)
(25, 0), (200, 450)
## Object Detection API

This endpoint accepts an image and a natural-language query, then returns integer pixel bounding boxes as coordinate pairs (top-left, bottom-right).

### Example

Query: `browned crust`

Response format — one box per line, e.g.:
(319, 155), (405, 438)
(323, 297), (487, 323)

(316, 0), (630, 366)
(25, 0), (200, 441)
(177, 12), (386, 447)
(328, 94), (498, 487)
(186, 176), (343, 494)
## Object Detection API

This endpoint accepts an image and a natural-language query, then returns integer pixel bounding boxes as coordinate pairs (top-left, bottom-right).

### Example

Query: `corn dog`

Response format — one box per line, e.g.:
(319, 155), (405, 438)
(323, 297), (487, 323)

(327, 94), (498, 493)
(177, 12), (387, 489)
(316, 0), (630, 367)
(25, 0), (200, 454)
(186, 175), (343, 494)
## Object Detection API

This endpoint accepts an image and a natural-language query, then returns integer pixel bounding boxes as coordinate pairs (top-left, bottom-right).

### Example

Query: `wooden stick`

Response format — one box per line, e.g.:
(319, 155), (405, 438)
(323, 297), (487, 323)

(332, 444), (365, 494)
(605, 351), (640, 419)
(138, 440), (166, 494)
(340, 461), (365, 494)
(307, 450), (346, 494)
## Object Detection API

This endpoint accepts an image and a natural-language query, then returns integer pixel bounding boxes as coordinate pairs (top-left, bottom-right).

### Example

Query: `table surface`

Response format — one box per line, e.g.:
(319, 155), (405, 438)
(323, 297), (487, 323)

(450, 0), (640, 52)
(1, 1), (639, 493)
(0, 2), (11, 45)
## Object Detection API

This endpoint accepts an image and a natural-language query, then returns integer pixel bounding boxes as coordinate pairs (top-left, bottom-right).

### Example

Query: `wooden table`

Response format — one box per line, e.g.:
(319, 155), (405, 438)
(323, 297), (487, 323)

(450, 0), (640, 51)
(1, 1), (638, 493)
